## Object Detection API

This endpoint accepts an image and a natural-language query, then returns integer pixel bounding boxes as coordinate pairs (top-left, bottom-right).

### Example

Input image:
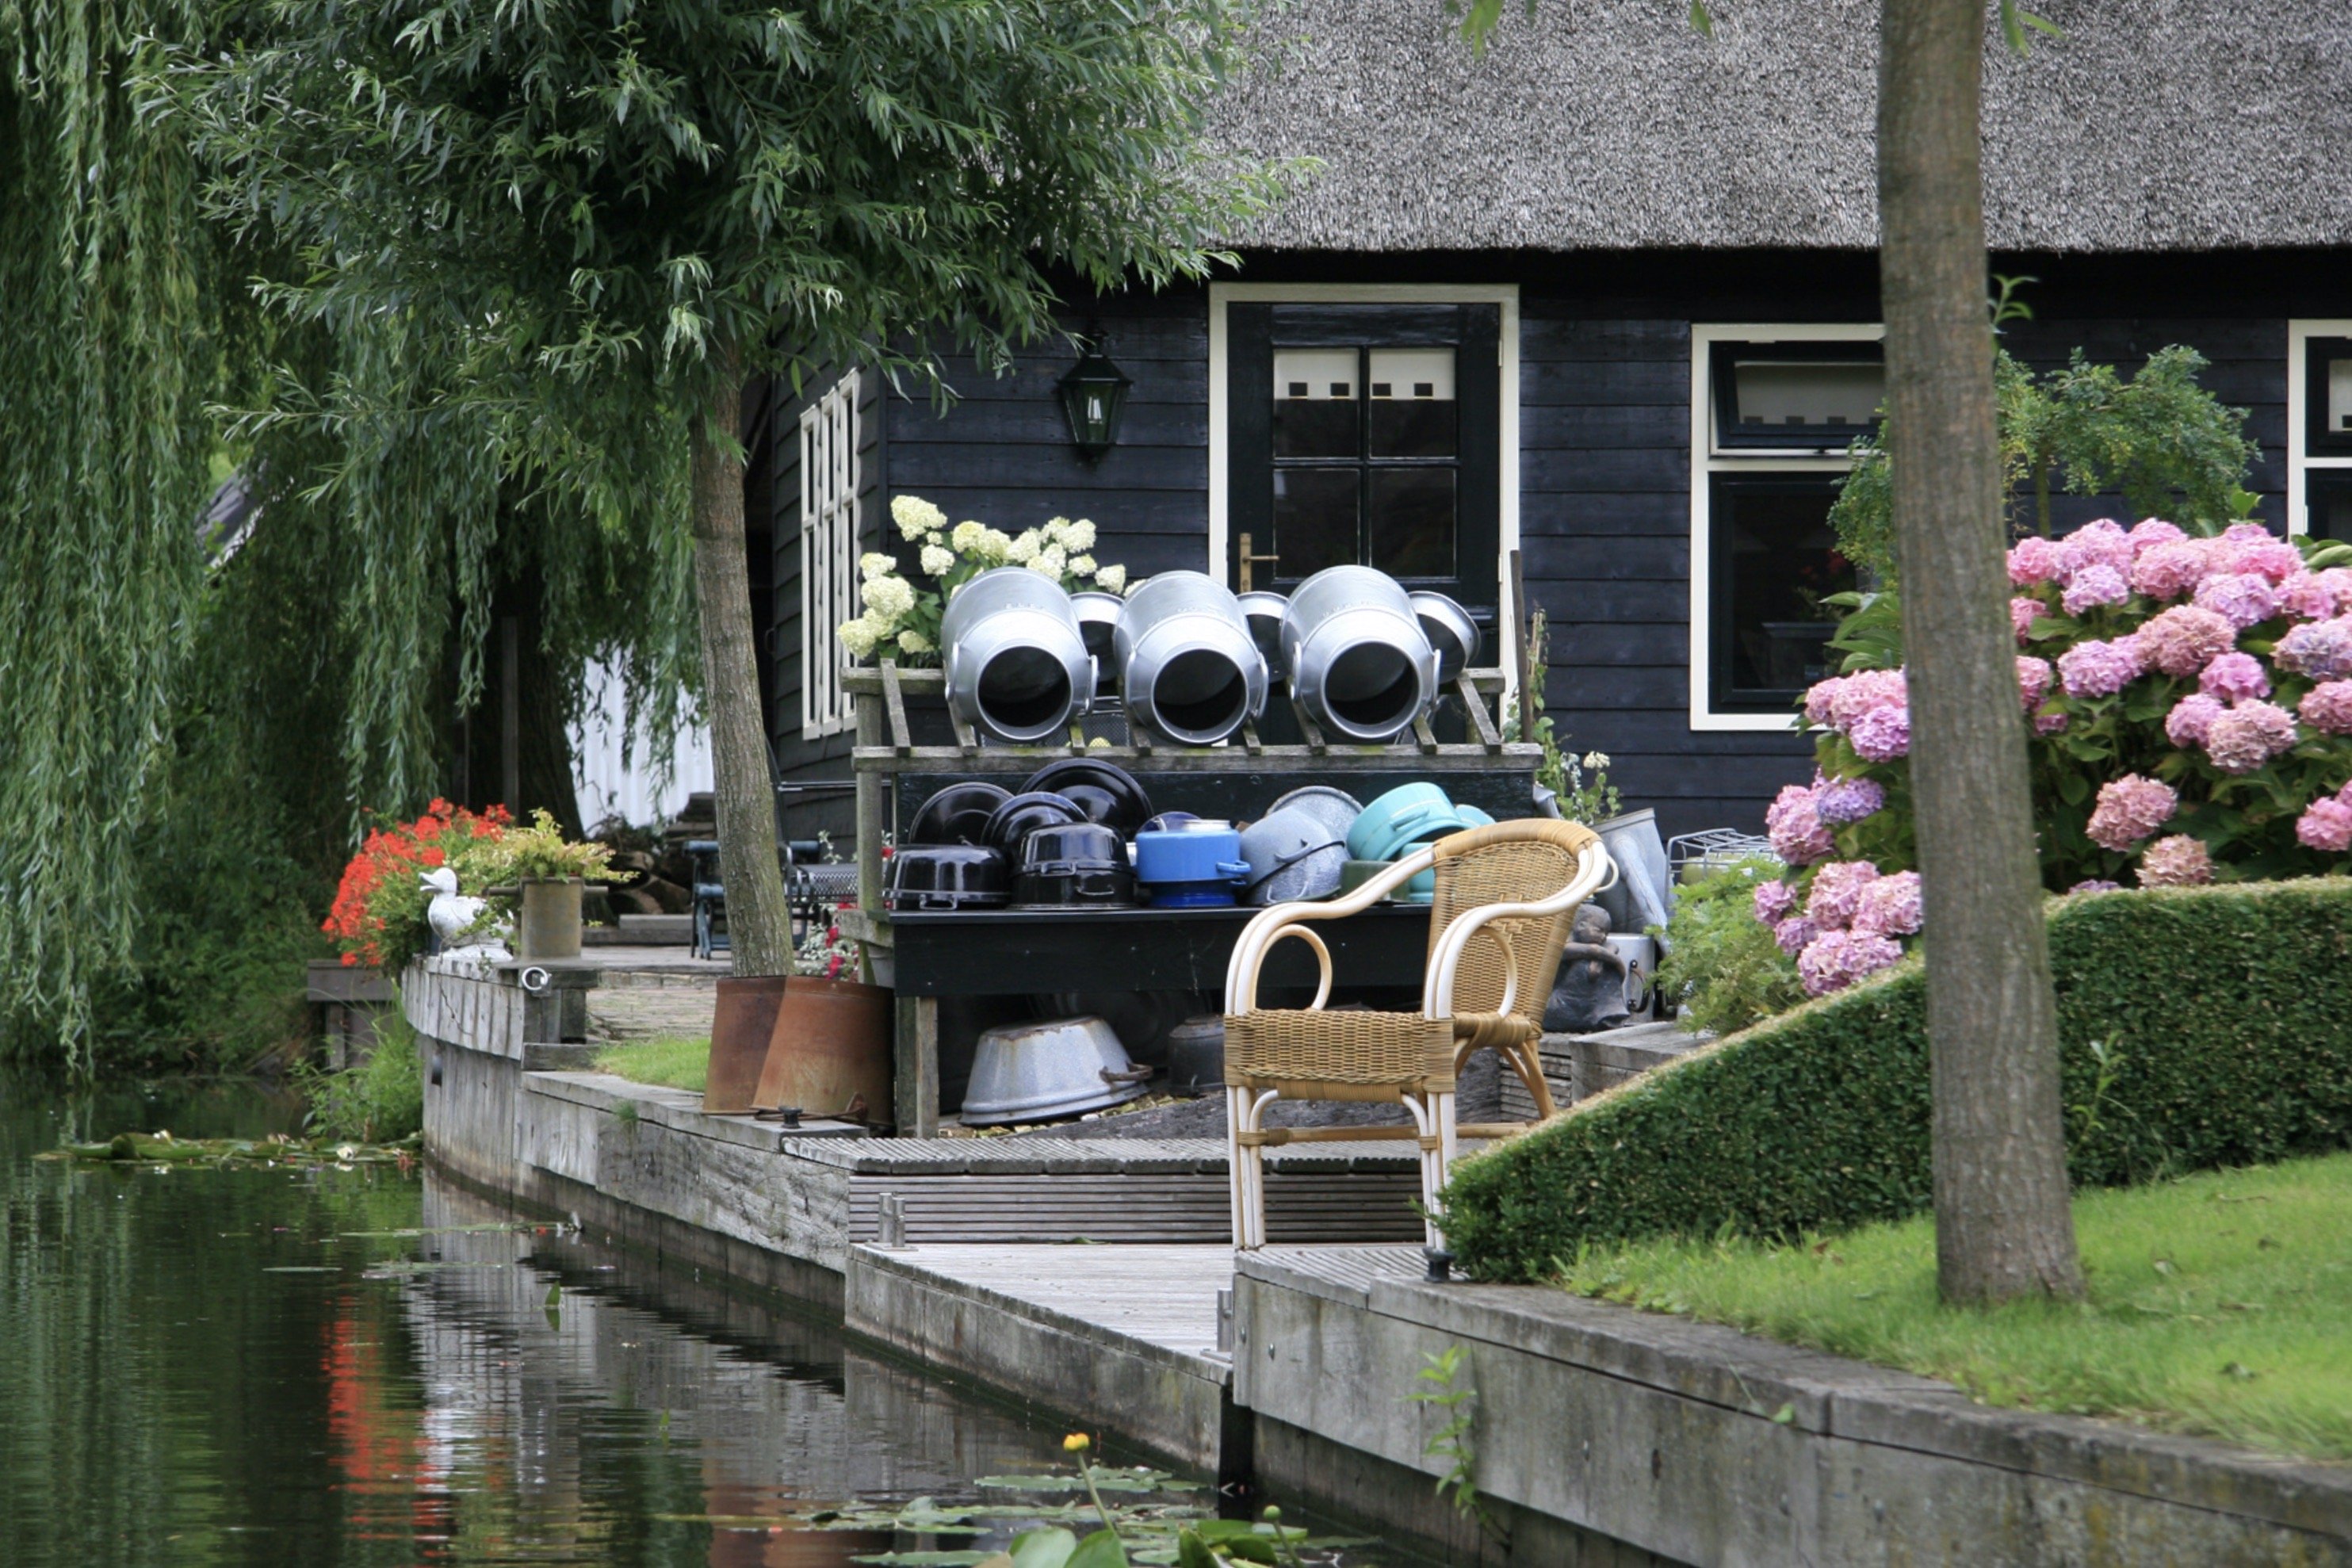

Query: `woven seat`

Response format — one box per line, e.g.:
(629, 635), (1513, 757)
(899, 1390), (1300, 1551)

(1222, 818), (1614, 1249)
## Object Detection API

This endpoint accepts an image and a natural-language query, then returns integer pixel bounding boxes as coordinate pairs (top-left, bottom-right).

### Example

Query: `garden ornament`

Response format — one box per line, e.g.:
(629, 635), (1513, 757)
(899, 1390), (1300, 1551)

(421, 867), (509, 961)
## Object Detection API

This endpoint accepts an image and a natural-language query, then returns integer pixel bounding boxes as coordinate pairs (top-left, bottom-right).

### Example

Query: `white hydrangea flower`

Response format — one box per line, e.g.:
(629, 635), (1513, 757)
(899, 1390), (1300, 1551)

(1122, 576), (1145, 597)
(891, 495), (947, 540)
(1042, 516), (1073, 547)
(920, 543), (955, 577)
(1062, 518), (1096, 552)
(1026, 556), (1060, 578)
(1068, 555), (1096, 577)
(860, 552), (896, 581)
(861, 574), (915, 620)
(838, 615), (879, 660)
(1581, 751), (1612, 771)
(1006, 530), (1042, 564)
(950, 519), (989, 554)
(1037, 545), (1068, 578)
(897, 629), (935, 655)
(974, 527), (1015, 564)
(1093, 563), (1126, 594)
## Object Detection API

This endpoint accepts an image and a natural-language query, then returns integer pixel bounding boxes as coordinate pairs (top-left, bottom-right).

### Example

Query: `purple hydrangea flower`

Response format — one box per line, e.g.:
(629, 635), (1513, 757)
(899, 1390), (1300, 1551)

(2056, 637), (2147, 698)
(2136, 606), (2235, 679)
(2202, 700), (2300, 774)
(2193, 572), (2281, 631)
(1847, 704), (1911, 762)
(2034, 709), (2071, 736)
(1765, 783), (1834, 867)
(2007, 535), (2062, 587)
(1814, 776), (1887, 827)
(2126, 518), (2187, 556)
(1796, 929), (1905, 996)
(2198, 652), (2271, 702)
(2017, 656), (2053, 713)
(2056, 520), (2134, 583)
(2299, 680), (2352, 736)
(2215, 534), (2305, 586)
(1804, 860), (1882, 930)
(2130, 539), (2215, 602)
(1820, 667), (1907, 732)
(2011, 596), (2045, 644)
(2165, 693), (2226, 748)
(1752, 879), (1797, 926)
(2280, 571), (2344, 621)
(2297, 799), (2352, 854)
(2274, 618), (2352, 680)
(2086, 774), (2178, 851)
(1773, 916), (1820, 956)
(2060, 562), (2132, 616)
(1849, 871), (1924, 938)
(2067, 879), (2124, 894)
(2137, 834), (2214, 888)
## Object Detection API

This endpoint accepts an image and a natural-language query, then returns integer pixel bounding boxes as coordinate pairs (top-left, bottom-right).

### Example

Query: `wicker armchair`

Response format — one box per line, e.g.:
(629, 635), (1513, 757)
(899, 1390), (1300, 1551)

(1221, 818), (1614, 1249)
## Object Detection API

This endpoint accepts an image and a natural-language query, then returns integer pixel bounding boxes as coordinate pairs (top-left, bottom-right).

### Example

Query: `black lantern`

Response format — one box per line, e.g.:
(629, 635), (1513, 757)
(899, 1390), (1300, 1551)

(1056, 337), (1131, 460)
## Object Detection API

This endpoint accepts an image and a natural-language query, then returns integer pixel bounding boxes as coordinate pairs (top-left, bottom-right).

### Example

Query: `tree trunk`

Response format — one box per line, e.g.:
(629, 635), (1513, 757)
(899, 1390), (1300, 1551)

(689, 349), (794, 977)
(1878, 0), (2083, 1302)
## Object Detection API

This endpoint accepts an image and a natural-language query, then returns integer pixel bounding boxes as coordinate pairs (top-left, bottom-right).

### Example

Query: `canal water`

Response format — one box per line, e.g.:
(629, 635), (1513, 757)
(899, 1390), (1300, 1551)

(0, 1081), (1403, 1566)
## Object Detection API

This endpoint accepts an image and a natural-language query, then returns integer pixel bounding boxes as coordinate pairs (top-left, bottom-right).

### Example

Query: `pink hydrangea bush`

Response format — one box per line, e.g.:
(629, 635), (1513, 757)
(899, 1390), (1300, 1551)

(1756, 519), (2352, 947)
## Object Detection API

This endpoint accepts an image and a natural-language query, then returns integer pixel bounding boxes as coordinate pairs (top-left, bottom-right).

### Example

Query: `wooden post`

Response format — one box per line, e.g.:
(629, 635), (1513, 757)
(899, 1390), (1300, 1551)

(893, 993), (939, 1138)
(1509, 547), (1535, 743)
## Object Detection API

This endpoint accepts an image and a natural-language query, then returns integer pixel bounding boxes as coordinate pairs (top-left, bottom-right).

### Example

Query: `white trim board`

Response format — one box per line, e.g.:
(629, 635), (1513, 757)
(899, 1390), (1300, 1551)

(2288, 319), (2352, 537)
(1688, 322), (1884, 733)
(1207, 282), (1521, 692)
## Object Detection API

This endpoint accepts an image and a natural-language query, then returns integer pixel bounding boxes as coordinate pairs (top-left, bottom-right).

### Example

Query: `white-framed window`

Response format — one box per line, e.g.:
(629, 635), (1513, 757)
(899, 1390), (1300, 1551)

(799, 369), (860, 738)
(1210, 282), (1520, 685)
(1688, 323), (1885, 731)
(2288, 320), (2352, 543)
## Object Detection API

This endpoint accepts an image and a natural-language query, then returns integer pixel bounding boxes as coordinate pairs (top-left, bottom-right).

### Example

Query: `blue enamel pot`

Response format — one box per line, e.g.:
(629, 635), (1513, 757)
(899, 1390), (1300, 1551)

(1134, 825), (1249, 908)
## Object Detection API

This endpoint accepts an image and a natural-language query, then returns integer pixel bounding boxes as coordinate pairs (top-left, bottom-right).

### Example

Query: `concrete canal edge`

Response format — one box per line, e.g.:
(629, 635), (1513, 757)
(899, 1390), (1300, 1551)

(409, 958), (2352, 1566)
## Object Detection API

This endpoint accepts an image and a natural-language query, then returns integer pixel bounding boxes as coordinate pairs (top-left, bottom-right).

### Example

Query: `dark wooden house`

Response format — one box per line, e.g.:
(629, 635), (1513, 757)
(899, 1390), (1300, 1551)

(750, 0), (2352, 843)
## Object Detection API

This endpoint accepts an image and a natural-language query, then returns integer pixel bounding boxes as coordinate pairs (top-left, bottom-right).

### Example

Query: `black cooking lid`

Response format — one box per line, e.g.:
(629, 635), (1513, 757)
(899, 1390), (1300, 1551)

(885, 843), (1011, 910)
(1020, 758), (1153, 837)
(907, 781), (1012, 847)
(983, 790), (1088, 857)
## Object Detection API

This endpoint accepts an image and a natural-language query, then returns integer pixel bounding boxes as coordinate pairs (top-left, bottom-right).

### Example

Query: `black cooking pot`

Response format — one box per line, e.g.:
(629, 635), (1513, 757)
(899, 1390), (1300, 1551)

(906, 781), (1012, 847)
(1020, 758), (1153, 836)
(885, 843), (1011, 911)
(1011, 820), (1138, 908)
(984, 790), (1088, 858)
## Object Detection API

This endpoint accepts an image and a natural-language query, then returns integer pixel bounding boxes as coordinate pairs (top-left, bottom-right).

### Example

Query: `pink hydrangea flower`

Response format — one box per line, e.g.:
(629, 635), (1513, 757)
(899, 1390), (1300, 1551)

(2056, 520), (2134, 583)
(2280, 571), (2343, 621)
(2007, 535), (2062, 587)
(2067, 879), (2123, 894)
(2034, 709), (2071, 736)
(1814, 776), (1886, 827)
(2086, 774), (2178, 851)
(1796, 929), (1905, 996)
(1803, 676), (1841, 726)
(2129, 539), (2213, 602)
(2202, 699), (2300, 774)
(1774, 916), (1821, 956)
(2297, 798), (2352, 854)
(2060, 563), (2132, 616)
(2198, 652), (2270, 702)
(2193, 572), (2281, 631)
(2125, 518), (2187, 556)
(2011, 596), (2044, 644)
(2298, 681), (2352, 736)
(2136, 606), (2235, 679)
(1752, 879), (1796, 925)
(2137, 834), (2214, 887)
(2273, 618), (2352, 680)
(2056, 637), (2147, 698)
(2017, 656), (2052, 713)
(1805, 859), (1881, 930)
(1849, 870), (1924, 938)
(2165, 693), (2226, 748)
(1765, 783), (1834, 866)
(2212, 534), (2304, 586)
(1848, 704), (1911, 762)
(1822, 667), (1907, 732)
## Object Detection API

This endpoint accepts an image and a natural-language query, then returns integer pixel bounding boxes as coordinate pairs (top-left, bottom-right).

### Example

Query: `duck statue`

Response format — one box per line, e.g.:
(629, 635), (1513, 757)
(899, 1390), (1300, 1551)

(422, 867), (510, 962)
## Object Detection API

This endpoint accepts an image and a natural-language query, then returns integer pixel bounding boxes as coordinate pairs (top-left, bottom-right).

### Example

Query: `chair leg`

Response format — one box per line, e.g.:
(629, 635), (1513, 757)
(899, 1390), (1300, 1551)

(1230, 1086), (1275, 1250)
(1430, 1090), (1459, 1250)
(1509, 1040), (1557, 1119)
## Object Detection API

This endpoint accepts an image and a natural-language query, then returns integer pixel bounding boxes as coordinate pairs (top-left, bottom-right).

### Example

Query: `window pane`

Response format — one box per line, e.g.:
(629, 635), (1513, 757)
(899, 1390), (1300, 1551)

(1274, 468), (1359, 579)
(2330, 357), (2352, 438)
(1719, 480), (1854, 697)
(1367, 468), (1455, 579)
(1273, 349), (1358, 458)
(1367, 347), (1457, 457)
(1731, 361), (1884, 431)
(2313, 476), (2352, 543)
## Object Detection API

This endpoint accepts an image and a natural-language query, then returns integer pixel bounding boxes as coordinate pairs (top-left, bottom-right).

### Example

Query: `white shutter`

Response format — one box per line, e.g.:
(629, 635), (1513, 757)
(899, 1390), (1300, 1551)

(799, 370), (860, 737)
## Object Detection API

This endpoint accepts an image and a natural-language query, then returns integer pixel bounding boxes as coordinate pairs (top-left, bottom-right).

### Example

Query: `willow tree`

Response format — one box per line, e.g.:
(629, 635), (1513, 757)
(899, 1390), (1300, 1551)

(0, 0), (220, 1065)
(169, 0), (1284, 977)
(1461, 0), (2082, 1302)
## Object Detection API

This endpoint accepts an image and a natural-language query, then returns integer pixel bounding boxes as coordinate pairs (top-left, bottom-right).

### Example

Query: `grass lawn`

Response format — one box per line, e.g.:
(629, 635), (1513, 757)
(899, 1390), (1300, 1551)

(1557, 1151), (2352, 1461)
(591, 1035), (711, 1093)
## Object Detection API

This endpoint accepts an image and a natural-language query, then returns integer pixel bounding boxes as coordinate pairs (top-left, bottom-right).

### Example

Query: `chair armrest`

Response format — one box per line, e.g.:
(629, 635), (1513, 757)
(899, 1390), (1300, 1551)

(1424, 842), (1616, 1020)
(1223, 847), (1436, 1015)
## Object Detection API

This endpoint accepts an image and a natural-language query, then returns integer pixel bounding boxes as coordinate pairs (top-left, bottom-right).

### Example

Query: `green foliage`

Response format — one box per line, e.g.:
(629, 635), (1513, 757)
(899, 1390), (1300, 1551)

(489, 809), (624, 883)
(1558, 1153), (2352, 1462)
(1441, 878), (2352, 1279)
(1831, 346), (2259, 583)
(300, 1007), (423, 1145)
(1406, 1345), (1494, 1538)
(1650, 859), (1805, 1034)
(593, 1036), (712, 1092)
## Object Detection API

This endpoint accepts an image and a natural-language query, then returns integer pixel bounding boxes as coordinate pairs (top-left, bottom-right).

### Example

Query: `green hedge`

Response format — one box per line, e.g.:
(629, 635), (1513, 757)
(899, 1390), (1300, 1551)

(1442, 878), (2352, 1282)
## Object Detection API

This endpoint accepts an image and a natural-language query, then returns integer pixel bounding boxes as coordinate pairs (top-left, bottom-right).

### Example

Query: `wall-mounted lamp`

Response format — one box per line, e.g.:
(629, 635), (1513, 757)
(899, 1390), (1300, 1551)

(1056, 335), (1131, 460)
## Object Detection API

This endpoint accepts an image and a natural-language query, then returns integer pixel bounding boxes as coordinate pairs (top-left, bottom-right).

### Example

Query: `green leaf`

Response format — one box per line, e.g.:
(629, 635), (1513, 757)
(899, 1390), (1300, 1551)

(2056, 773), (2090, 805)
(1009, 1528), (1079, 1568)
(1065, 1529), (1131, 1568)
(1174, 1530), (1218, 1568)
(1688, 0), (1714, 39)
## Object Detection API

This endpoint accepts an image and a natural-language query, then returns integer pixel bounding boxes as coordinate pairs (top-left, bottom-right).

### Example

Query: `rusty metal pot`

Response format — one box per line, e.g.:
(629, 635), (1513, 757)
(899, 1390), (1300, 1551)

(754, 975), (893, 1127)
(702, 974), (791, 1115)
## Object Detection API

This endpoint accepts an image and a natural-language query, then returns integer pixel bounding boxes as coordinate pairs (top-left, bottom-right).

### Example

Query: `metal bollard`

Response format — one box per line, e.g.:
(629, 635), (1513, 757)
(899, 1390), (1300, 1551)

(876, 1191), (906, 1249)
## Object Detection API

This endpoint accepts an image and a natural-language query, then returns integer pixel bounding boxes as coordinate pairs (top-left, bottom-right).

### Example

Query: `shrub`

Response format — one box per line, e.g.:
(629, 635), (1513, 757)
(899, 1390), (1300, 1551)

(838, 498), (1134, 664)
(300, 1006), (423, 1143)
(1649, 858), (1803, 1034)
(1440, 878), (2352, 1282)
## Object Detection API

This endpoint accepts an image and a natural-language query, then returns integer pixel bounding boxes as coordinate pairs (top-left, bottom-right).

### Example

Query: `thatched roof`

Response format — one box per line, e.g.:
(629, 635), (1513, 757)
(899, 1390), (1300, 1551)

(1206, 0), (2352, 253)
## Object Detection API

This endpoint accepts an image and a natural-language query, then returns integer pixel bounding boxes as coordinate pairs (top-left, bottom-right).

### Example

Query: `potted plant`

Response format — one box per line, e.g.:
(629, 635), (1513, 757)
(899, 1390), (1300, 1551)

(488, 809), (622, 961)
(323, 801), (514, 973)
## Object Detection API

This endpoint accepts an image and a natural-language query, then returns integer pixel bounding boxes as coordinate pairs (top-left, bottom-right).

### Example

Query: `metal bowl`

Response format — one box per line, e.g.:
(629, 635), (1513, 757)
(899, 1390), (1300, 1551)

(958, 1015), (1151, 1126)
(1265, 785), (1363, 841)
(1409, 590), (1482, 684)
(1238, 807), (1348, 905)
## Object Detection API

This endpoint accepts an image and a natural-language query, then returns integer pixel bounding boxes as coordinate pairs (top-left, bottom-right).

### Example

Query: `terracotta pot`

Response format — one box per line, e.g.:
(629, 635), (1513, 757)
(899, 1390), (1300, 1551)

(755, 975), (893, 1128)
(516, 877), (583, 961)
(702, 975), (790, 1115)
